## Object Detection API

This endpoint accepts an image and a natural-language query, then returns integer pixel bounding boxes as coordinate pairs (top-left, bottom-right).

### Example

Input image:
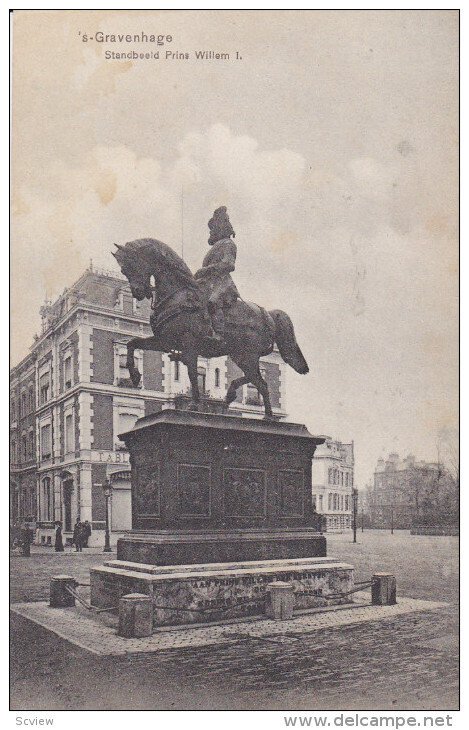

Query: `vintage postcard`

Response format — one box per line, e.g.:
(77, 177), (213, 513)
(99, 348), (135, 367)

(10, 9), (459, 718)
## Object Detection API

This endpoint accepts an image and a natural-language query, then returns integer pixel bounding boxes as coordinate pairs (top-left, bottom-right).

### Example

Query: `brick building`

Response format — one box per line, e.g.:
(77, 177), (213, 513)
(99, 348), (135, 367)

(10, 266), (287, 545)
(311, 438), (354, 532)
(368, 453), (441, 529)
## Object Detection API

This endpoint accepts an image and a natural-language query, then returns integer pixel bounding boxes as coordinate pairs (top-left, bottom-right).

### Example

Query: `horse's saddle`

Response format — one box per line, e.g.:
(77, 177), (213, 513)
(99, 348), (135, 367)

(150, 285), (275, 344)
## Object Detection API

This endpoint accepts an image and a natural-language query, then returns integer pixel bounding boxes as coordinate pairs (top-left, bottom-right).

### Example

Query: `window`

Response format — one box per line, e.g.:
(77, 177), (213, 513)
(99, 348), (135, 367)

(174, 359), (180, 382)
(21, 434), (27, 461)
(115, 345), (143, 386)
(119, 412), (138, 434)
(340, 472), (344, 486)
(340, 494), (344, 510)
(118, 353), (128, 380)
(11, 398), (16, 421)
(65, 413), (74, 453)
(328, 468), (333, 484)
(41, 424), (52, 459)
(42, 477), (53, 521)
(116, 411), (139, 448)
(328, 493), (332, 510)
(245, 382), (261, 405)
(40, 373), (50, 404)
(28, 430), (34, 459)
(215, 368), (220, 388)
(64, 356), (72, 390)
(312, 494), (317, 509)
(318, 494), (323, 511)
(21, 393), (26, 417)
(28, 387), (34, 412)
(197, 366), (206, 394)
(345, 473), (349, 488)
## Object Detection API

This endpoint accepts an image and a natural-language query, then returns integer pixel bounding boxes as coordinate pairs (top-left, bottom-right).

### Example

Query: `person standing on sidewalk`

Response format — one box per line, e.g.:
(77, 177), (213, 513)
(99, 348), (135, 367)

(73, 517), (83, 552)
(82, 520), (92, 548)
(54, 521), (64, 552)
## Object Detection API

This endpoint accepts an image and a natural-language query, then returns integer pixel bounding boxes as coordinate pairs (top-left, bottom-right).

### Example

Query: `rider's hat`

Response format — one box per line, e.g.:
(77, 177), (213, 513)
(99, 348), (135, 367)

(208, 206), (235, 244)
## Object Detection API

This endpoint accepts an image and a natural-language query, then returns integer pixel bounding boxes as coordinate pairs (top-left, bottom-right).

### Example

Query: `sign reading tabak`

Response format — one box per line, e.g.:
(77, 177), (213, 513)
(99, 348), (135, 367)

(91, 450), (130, 464)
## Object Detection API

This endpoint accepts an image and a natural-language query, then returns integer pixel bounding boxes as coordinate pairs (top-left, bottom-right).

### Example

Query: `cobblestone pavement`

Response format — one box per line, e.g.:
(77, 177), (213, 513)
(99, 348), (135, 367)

(10, 531), (459, 711)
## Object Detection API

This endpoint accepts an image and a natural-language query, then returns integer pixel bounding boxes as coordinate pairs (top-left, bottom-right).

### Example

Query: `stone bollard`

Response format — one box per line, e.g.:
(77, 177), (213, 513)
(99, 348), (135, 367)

(118, 593), (153, 638)
(50, 575), (77, 607)
(372, 573), (397, 605)
(266, 581), (295, 620)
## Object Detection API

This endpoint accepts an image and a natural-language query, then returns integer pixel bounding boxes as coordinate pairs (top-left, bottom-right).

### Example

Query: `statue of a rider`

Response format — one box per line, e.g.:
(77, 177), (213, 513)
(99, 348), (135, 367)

(194, 206), (240, 344)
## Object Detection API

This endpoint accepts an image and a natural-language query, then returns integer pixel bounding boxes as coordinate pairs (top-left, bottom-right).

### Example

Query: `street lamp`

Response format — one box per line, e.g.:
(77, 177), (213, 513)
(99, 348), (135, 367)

(352, 487), (358, 543)
(102, 479), (113, 552)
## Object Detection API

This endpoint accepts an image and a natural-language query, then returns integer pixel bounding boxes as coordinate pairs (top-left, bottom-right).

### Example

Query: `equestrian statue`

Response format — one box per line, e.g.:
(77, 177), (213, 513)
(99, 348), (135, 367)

(113, 207), (309, 418)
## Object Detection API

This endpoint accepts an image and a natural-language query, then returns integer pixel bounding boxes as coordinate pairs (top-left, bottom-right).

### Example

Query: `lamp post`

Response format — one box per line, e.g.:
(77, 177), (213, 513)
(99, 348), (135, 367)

(352, 487), (358, 543)
(102, 479), (113, 552)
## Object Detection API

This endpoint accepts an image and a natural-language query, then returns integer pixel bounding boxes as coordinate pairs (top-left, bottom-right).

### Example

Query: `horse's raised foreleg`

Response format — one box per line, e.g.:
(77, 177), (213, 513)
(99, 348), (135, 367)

(126, 336), (161, 387)
(226, 375), (250, 406)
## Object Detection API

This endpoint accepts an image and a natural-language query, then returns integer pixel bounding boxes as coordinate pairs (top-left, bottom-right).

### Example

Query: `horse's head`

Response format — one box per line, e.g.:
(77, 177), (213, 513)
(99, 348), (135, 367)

(112, 242), (153, 301)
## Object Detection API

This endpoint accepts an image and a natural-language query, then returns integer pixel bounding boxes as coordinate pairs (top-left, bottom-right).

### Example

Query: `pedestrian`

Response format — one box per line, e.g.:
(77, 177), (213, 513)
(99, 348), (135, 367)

(54, 520), (64, 552)
(82, 520), (92, 548)
(73, 517), (83, 552)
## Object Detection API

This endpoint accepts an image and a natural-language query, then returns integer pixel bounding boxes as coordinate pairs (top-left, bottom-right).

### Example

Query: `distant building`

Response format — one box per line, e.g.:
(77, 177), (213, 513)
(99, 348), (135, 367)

(311, 438), (354, 532)
(368, 453), (441, 529)
(10, 265), (287, 545)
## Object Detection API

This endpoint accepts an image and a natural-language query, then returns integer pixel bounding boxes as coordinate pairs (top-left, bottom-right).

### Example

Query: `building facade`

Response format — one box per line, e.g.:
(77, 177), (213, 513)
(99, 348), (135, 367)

(311, 438), (354, 532)
(10, 353), (37, 527)
(10, 266), (287, 546)
(368, 453), (441, 530)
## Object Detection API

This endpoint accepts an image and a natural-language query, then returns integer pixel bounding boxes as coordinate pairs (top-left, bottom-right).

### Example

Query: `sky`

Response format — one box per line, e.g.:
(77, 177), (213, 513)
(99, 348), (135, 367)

(11, 10), (459, 487)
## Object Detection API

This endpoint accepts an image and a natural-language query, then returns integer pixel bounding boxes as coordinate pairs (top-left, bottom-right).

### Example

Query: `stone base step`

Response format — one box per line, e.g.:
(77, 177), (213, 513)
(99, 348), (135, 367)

(90, 556), (354, 628)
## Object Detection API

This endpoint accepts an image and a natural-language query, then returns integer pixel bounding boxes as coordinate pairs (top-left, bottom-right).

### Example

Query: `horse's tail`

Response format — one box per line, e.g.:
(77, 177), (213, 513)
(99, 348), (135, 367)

(269, 309), (309, 374)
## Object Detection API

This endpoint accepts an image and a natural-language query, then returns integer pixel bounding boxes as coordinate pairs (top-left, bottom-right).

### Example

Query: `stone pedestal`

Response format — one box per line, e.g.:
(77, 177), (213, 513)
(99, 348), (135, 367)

(117, 408), (325, 566)
(89, 407), (354, 630)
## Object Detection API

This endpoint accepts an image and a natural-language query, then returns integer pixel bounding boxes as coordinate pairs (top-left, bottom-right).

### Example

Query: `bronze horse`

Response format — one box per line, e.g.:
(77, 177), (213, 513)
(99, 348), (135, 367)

(113, 238), (309, 417)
